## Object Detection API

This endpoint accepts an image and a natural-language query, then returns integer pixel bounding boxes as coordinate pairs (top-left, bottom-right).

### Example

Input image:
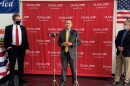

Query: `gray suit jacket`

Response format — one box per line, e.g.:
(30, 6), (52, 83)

(58, 29), (81, 59)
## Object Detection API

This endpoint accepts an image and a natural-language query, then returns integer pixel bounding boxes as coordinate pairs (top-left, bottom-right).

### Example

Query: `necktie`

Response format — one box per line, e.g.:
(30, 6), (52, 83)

(16, 25), (19, 46)
(65, 31), (69, 52)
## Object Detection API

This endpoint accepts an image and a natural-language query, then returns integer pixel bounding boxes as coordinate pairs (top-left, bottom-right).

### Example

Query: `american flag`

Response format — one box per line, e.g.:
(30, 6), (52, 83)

(117, 0), (130, 23)
(0, 47), (9, 79)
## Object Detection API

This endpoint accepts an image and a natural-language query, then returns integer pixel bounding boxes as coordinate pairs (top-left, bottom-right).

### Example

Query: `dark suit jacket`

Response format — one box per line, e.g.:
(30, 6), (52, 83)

(115, 30), (130, 57)
(58, 29), (81, 59)
(4, 24), (29, 50)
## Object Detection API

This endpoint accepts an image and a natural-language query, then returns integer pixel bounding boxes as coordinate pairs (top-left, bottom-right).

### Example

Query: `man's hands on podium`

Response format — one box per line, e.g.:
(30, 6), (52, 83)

(62, 42), (72, 47)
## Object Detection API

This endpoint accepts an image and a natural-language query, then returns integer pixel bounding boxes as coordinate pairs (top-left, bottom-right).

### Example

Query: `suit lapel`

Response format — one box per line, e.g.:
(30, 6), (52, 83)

(62, 30), (66, 42)
(69, 29), (73, 42)
(123, 30), (130, 43)
(10, 25), (13, 32)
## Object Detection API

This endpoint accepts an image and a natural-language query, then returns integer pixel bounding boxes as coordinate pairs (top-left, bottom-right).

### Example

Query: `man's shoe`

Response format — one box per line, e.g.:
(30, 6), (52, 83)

(19, 78), (28, 83)
(60, 83), (65, 86)
(72, 83), (76, 86)
(8, 79), (15, 86)
(111, 81), (119, 85)
(123, 82), (128, 86)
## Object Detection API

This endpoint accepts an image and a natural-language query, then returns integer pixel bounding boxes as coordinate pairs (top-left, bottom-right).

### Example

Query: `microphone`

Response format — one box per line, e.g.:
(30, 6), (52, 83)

(71, 32), (79, 37)
(48, 33), (58, 37)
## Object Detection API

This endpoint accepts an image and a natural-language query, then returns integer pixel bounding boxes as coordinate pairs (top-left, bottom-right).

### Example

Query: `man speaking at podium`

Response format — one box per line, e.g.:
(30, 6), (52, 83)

(58, 19), (81, 86)
(4, 14), (29, 86)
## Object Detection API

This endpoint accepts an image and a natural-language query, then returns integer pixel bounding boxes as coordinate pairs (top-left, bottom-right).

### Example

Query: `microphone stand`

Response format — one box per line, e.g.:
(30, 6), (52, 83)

(49, 35), (59, 86)
(75, 34), (79, 86)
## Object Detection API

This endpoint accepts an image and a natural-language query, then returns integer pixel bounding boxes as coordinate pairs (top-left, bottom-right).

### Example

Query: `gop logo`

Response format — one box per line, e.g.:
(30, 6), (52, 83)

(28, 50), (40, 54)
(93, 28), (108, 34)
(103, 65), (112, 69)
(104, 16), (113, 21)
(37, 16), (51, 21)
(48, 28), (62, 32)
(36, 39), (51, 45)
(48, 4), (63, 7)
(36, 63), (50, 66)
(23, 16), (29, 19)
(70, 3), (86, 7)
(59, 16), (73, 22)
(59, 16), (73, 20)
(103, 41), (112, 46)
(70, 3), (86, 9)
(26, 4), (41, 7)
(93, 3), (109, 7)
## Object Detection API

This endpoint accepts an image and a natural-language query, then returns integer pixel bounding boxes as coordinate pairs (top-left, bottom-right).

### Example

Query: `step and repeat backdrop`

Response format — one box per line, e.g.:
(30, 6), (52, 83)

(22, 0), (114, 77)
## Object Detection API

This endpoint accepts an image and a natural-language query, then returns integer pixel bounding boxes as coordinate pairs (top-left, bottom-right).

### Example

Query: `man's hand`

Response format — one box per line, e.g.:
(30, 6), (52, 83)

(67, 42), (72, 46)
(7, 47), (12, 50)
(62, 42), (72, 46)
(62, 42), (68, 46)
(118, 46), (124, 52)
(25, 49), (29, 53)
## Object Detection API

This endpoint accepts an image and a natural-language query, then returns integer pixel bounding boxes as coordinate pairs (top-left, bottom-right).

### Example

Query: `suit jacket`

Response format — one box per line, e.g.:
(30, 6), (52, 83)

(115, 29), (130, 57)
(58, 29), (81, 59)
(4, 24), (29, 50)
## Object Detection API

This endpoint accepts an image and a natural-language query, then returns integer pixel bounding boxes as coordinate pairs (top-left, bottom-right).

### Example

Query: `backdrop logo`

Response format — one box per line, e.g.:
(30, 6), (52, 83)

(22, 16), (29, 21)
(74, 28), (85, 33)
(81, 40), (95, 46)
(92, 52), (107, 58)
(59, 16), (73, 22)
(70, 4), (86, 9)
(103, 65), (111, 69)
(37, 16), (51, 21)
(103, 41), (112, 46)
(36, 63), (50, 66)
(48, 4), (63, 9)
(48, 51), (60, 56)
(24, 62), (29, 66)
(36, 39), (51, 45)
(26, 3), (41, 9)
(28, 50), (40, 54)
(104, 16), (113, 21)
(80, 64), (95, 70)
(93, 3), (109, 8)
(81, 16), (96, 22)
(27, 27), (41, 33)
(28, 50), (40, 57)
(26, 4), (41, 7)
(48, 28), (62, 32)
(93, 28), (108, 34)
(23, 16), (29, 19)
(78, 52), (84, 57)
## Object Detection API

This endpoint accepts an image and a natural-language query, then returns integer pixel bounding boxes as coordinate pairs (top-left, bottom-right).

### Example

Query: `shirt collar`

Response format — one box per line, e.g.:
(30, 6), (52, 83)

(66, 29), (71, 32)
(13, 24), (20, 27)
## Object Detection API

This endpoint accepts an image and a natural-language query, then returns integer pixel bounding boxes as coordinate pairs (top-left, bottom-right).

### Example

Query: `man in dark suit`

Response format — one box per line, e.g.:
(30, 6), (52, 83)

(4, 14), (29, 86)
(112, 20), (130, 86)
(58, 19), (81, 86)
